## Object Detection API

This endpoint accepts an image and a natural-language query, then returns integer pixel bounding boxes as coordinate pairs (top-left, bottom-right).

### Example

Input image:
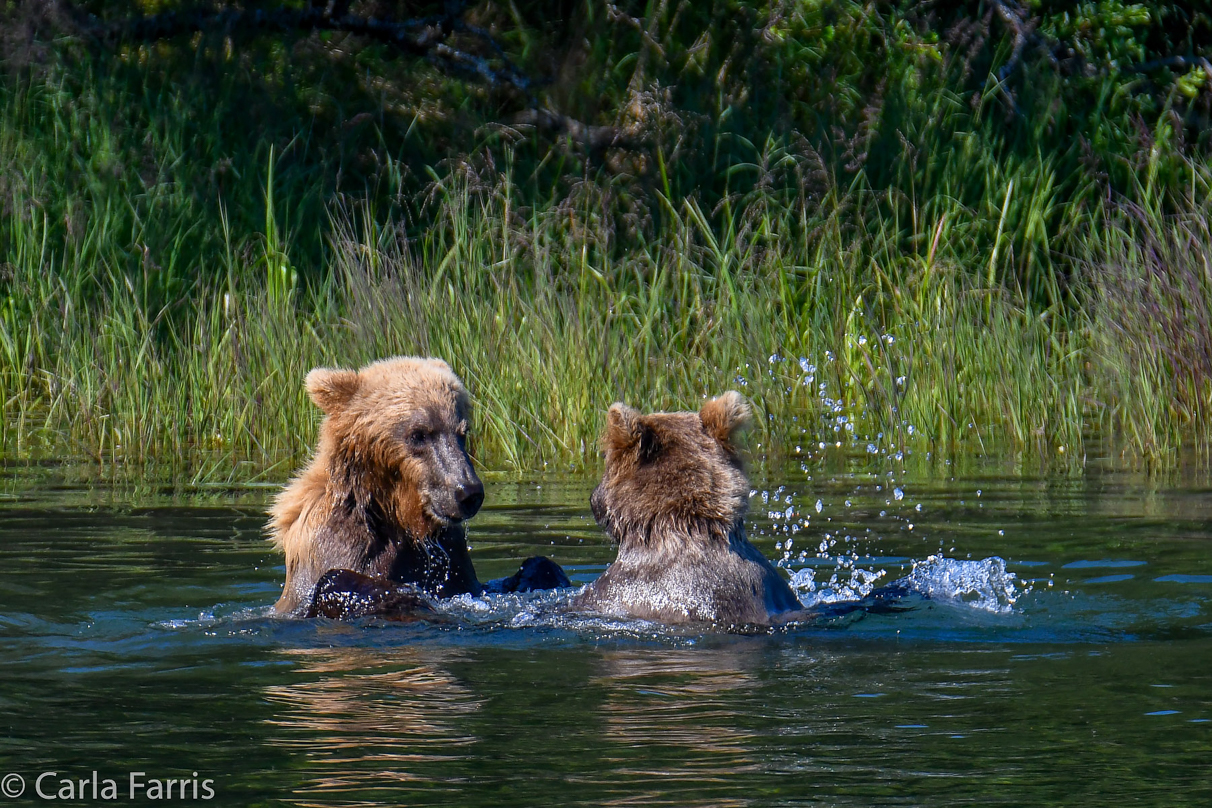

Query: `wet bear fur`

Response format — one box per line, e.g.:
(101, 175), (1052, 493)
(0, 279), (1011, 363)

(571, 392), (804, 627)
(269, 357), (485, 615)
(305, 569), (438, 621)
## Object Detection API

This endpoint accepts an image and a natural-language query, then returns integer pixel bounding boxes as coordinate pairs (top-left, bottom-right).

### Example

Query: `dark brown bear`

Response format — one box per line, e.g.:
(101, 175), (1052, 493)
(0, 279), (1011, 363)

(571, 392), (804, 626)
(269, 357), (485, 615)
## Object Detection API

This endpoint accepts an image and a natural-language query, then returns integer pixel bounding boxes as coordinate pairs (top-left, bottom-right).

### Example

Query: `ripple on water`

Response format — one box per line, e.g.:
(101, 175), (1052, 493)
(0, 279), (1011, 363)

(1063, 559), (1147, 569)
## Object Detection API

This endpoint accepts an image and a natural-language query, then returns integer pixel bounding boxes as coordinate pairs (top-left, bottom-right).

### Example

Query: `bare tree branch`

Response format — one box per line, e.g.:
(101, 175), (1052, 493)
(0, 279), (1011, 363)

(991, 0), (1033, 82)
(79, 3), (535, 97)
(512, 108), (645, 153)
(12, 1), (657, 159)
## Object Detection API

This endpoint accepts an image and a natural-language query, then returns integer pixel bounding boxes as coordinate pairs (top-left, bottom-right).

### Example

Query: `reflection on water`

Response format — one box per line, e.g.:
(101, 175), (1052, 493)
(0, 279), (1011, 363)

(592, 648), (762, 806)
(1, 462), (1211, 806)
(266, 647), (482, 804)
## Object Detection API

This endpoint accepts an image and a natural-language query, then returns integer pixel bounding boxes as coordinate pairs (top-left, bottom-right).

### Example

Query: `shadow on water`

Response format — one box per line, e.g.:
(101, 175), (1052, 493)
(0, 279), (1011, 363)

(1, 460), (1211, 805)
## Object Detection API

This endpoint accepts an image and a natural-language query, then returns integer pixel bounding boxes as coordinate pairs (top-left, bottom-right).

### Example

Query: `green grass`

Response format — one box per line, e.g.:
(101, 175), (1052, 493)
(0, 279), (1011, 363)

(3, 148), (1212, 480)
(2, 47), (1212, 481)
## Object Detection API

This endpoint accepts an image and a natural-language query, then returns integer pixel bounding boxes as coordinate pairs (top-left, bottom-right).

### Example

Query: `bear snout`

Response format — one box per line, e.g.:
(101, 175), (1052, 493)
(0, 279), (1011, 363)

(455, 479), (485, 520)
(590, 483), (608, 526)
(423, 433), (485, 523)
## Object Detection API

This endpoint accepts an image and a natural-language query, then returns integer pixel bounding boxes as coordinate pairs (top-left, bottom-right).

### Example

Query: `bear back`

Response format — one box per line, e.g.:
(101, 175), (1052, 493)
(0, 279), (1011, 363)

(574, 392), (803, 626)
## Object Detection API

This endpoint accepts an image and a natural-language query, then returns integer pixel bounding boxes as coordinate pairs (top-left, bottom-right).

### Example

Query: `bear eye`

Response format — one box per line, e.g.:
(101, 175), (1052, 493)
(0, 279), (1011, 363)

(406, 428), (428, 447)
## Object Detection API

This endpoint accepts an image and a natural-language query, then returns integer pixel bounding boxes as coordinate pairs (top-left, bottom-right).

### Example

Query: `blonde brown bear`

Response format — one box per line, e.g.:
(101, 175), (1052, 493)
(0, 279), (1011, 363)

(269, 357), (485, 615)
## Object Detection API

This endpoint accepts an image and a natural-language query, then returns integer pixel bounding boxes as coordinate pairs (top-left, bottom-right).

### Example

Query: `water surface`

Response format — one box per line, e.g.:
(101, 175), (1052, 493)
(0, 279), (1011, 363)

(1, 462), (1210, 806)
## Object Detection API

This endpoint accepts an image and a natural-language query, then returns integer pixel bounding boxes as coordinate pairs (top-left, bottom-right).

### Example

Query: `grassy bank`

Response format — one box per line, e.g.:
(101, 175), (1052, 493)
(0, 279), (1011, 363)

(3, 3), (1212, 479)
(3, 151), (1211, 479)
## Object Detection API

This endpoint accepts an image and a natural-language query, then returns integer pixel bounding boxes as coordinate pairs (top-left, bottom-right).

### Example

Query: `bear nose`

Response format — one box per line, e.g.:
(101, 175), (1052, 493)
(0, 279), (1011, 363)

(456, 480), (484, 519)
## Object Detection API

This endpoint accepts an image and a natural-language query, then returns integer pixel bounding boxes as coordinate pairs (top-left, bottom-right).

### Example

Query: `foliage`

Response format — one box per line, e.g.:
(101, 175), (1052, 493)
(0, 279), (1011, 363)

(3, 153), (1212, 475)
(1, 1), (1212, 474)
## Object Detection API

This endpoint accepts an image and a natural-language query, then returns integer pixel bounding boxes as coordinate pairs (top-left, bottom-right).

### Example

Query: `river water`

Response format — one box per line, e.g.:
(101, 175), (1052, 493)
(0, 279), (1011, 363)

(1, 460), (1209, 806)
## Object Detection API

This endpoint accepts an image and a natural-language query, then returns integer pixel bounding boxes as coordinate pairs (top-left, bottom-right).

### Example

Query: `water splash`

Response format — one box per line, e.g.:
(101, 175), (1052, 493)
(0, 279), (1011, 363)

(438, 589), (572, 628)
(904, 555), (1025, 614)
(152, 556), (1031, 639)
(789, 565), (887, 606)
(156, 604), (272, 629)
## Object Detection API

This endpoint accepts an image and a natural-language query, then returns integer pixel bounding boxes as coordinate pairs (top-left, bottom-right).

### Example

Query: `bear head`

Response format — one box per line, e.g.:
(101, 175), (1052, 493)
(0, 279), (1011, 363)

(590, 391), (752, 546)
(306, 356), (484, 538)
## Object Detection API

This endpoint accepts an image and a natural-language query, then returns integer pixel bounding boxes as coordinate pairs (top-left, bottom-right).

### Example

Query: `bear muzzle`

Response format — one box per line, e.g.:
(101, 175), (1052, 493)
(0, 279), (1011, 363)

(422, 434), (485, 524)
(454, 478), (485, 520)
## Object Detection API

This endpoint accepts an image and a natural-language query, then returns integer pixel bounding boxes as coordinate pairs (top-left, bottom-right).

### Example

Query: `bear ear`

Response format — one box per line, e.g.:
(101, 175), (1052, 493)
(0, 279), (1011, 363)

(605, 403), (660, 461)
(305, 367), (361, 414)
(700, 391), (752, 445)
(605, 403), (641, 451)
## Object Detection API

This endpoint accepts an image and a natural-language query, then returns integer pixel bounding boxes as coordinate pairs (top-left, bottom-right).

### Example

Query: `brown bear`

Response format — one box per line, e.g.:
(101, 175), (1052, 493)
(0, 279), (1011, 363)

(571, 392), (805, 627)
(269, 357), (485, 615)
